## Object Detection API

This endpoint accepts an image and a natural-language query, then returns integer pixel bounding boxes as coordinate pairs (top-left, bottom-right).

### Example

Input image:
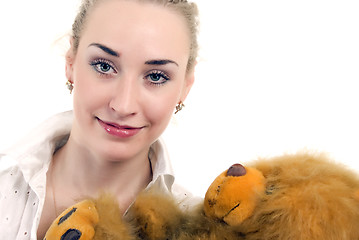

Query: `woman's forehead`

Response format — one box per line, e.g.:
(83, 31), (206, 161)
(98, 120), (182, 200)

(79, 0), (191, 64)
(84, 0), (189, 39)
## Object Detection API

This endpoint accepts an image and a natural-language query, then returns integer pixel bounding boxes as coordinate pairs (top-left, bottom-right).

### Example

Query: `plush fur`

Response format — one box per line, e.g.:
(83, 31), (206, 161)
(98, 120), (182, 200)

(226, 153), (359, 239)
(44, 153), (359, 240)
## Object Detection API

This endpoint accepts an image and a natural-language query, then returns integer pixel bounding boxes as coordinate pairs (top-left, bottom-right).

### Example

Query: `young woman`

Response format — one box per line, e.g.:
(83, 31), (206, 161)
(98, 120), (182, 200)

(0, 0), (199, 239)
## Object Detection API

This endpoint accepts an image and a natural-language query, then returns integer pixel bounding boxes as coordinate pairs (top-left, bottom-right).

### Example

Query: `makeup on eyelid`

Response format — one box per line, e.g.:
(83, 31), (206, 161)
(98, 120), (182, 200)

(90, 58), (118, 76)
(88, 56), (172, 85)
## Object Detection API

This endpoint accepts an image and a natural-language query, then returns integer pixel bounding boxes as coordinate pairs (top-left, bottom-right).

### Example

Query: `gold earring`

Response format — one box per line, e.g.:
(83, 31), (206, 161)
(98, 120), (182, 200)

(175, 101), (185, 114)
(66, 80), (73, 94)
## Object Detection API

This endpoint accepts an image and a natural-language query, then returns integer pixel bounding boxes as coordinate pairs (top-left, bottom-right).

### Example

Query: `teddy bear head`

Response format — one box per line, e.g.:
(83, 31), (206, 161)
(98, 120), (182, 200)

(204, 153), (359, 239)
(204, 163), (266, 226)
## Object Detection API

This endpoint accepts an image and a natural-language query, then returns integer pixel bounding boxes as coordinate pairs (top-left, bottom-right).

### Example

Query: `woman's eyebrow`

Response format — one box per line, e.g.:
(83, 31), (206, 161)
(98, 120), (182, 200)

(88, 43), (119, 57)
(145, 59), (179, 67)
(87, 43), (178, 67)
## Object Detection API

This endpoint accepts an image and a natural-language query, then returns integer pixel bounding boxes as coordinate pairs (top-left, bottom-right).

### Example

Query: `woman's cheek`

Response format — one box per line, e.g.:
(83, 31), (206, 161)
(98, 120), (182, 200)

(74, 70), (111, 110)
(145, 92), (178, 127)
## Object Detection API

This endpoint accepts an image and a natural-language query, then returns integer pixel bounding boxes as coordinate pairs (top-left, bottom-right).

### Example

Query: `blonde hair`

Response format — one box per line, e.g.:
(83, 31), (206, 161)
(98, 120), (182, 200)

(71, 0), (199, 71)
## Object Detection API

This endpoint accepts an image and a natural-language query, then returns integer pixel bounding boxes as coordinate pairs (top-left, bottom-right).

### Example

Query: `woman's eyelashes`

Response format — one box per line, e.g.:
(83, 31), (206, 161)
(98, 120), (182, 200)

(89, 58), (171, 86)
(144, 70), (170, 86)
(90, 59), (117, 75)
(90, 58), (117, 77)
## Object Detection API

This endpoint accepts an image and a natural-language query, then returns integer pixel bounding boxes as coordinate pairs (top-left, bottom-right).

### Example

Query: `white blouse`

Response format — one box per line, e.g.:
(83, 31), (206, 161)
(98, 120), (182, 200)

(0, 111), (196, 240)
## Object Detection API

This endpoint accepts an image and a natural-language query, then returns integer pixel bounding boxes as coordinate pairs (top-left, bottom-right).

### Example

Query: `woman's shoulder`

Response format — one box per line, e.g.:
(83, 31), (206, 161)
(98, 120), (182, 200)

(0, 153), (17, 179)
(0, 111), (73, 182)
(1, 111), (72, 155)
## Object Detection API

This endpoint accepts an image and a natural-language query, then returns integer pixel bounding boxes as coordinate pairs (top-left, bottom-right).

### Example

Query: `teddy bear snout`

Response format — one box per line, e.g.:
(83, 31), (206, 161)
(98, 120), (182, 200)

(227, 164), (246, 177)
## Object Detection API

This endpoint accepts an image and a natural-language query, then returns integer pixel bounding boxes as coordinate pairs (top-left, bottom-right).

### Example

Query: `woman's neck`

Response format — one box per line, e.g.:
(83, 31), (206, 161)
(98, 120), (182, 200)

(50, 136), (153, 214)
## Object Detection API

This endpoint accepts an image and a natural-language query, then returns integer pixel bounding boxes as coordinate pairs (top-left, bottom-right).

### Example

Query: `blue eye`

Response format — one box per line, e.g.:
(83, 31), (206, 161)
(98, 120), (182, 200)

(145, 70), (170, 85)
(98, 63), (111, 72)
(90, 59), (117, 76)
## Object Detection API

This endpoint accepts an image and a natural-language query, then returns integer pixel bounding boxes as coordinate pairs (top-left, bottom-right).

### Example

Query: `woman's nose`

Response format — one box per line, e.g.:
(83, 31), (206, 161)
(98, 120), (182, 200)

(109, 77), (139, 118)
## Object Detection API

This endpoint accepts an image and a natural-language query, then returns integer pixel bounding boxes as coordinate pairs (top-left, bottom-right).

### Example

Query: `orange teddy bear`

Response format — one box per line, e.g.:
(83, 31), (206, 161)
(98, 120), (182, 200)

(44, 153), (359, 240)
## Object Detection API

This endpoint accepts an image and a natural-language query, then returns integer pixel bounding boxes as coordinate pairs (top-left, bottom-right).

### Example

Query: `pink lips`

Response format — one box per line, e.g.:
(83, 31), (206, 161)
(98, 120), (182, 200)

(96, 117), (143, 138)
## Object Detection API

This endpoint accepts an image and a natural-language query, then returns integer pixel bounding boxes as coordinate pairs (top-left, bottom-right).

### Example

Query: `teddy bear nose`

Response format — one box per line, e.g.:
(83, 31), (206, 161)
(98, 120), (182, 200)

(227, 164), (247, 177)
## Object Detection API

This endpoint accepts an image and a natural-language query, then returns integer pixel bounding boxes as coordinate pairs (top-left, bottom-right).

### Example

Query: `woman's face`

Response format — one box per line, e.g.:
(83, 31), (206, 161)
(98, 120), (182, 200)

(66, 0), (194, 161)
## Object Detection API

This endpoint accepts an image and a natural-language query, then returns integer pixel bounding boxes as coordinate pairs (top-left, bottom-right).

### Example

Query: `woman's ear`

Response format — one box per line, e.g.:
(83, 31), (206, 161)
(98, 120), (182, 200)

(180, 66), (196, 102)
(65, 38), (76, 82)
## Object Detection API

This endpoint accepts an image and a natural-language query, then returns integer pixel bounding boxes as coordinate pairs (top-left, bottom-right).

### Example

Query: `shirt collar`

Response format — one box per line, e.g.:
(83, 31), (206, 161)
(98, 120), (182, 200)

(148, 138), (175, 191)
(2, 111), (73, 183)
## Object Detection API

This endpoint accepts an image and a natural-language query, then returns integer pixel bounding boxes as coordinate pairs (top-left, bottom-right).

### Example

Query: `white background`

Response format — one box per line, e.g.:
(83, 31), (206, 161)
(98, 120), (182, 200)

(0, 0), (358, 196)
